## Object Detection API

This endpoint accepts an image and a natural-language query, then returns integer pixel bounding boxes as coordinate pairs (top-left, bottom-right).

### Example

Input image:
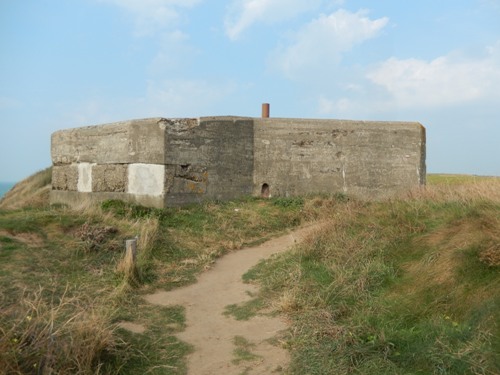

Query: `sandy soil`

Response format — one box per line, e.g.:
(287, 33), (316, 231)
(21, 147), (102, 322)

(144, 225), (318, 375)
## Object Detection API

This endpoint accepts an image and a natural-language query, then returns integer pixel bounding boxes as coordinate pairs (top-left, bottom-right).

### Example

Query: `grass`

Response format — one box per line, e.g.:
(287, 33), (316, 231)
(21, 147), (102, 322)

(232, 336), (261, 365)
(0, 167), (52, 210)
(245, 175), (500, 374)
(115, 303), (192, 375)
(0, 169), (312, 374)
(224, 297), (265, 321)
(1, 288), (125, 374)
(1, 170), (499, 374)
(426, 173), (498, 186)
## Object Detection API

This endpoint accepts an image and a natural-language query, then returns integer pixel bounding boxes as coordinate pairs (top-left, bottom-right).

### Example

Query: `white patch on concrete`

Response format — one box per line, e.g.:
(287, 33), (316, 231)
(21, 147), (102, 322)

(302, 165), (312, 179)
(128, 164), (164, 196)
(77, 163), (94, 192)
(261, 139), (270, 145)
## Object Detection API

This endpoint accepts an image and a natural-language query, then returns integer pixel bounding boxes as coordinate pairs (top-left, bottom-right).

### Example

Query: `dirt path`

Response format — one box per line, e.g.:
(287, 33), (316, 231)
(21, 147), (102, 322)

(144, 225), (318, 375)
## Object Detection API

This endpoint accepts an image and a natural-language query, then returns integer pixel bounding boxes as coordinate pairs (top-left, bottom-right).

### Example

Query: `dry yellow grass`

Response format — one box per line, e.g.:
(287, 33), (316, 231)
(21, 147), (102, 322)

(2, 170), (498, 373)
(115, 217), (160, 283)
(412, 175), (500, 203)
(0, 167), (52, 210)
(0, 288), (126, 374)
(252, 176), (500, 374)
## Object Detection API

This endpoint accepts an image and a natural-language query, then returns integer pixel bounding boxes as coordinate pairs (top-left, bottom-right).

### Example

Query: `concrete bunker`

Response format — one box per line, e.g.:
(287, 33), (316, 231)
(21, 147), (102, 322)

(50, 116), (426, 208)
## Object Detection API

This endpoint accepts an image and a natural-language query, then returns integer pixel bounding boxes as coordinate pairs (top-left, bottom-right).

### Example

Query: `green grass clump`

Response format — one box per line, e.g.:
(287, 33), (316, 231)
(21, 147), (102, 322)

(224, 297), (265, 321)
(232, 336), (261, 365)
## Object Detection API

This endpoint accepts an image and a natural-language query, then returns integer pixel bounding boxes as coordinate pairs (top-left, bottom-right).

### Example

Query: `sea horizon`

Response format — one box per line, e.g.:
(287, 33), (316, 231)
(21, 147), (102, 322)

(0, 182), (16, 199)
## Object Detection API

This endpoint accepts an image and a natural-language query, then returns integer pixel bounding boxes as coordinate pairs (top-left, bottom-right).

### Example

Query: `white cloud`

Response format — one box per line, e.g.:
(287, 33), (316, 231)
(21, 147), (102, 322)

(225, 0), (322, 40)
(100, 0), (202, 36)
(367, 41), (500, 109)
(271, 9), (388, 79)
(316, 41), (500, 118)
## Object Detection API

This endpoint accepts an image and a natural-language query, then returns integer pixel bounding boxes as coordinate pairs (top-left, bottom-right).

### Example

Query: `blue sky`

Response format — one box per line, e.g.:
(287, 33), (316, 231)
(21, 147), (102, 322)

(1, 0), (499, 182)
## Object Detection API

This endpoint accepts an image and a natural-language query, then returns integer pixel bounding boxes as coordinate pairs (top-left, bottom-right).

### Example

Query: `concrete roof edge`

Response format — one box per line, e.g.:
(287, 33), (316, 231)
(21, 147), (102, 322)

(53, 116), (425, 133)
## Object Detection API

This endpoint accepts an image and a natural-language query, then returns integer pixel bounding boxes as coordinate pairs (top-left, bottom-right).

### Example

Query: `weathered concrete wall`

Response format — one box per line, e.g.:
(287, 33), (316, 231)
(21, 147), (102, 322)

(52, 165), (78, 191)
(51, 118), (169, 208)
(163, 117), (254, 206)
(50, 116), (425, 208)
(92, 164), (128, 192)
(50, 190), (166, 209)
(253, 118), (425, 199)
(51, 118), (166, 165)
(50, 116), (255, 207)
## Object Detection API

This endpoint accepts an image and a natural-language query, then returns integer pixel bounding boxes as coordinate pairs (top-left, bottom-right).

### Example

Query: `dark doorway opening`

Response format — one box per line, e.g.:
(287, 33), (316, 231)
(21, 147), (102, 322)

(261, 183), (270, 198)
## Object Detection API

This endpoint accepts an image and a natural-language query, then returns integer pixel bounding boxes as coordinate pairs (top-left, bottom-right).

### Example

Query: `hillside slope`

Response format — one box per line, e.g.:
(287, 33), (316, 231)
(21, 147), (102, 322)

(0, 167), (51, 210)
(247, 176), (500, 374)
(0, 172), (498, 374)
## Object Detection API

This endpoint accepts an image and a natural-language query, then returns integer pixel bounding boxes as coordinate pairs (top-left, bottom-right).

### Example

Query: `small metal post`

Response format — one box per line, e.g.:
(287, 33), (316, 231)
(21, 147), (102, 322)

(262, 103), (270, 118)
